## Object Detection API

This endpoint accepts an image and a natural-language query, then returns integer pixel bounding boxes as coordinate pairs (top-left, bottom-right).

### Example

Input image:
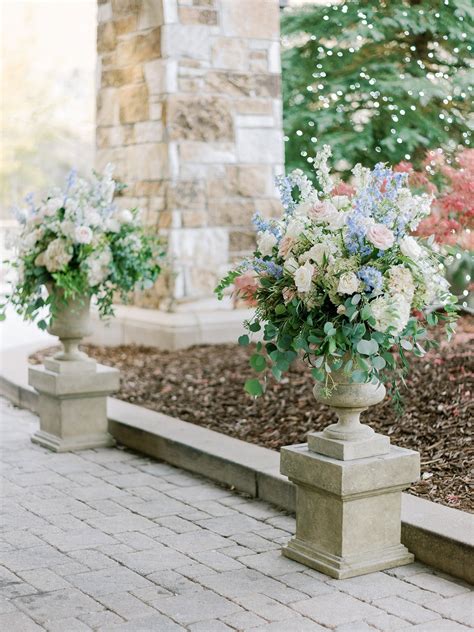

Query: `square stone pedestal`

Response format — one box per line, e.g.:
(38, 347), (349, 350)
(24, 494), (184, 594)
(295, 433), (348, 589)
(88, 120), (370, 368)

(28, 360), (120, 452)
(280, 443), (420, 579)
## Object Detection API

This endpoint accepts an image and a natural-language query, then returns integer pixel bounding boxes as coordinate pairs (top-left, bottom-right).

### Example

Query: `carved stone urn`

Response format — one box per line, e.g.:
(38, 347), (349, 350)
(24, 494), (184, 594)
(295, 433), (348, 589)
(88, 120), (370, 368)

(47, 288), (92, 362)
(309, 370), (390, 460)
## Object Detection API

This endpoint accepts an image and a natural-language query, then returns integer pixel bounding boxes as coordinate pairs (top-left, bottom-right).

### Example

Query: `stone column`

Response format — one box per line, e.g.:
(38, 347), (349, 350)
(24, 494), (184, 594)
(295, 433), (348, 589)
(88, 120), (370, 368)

(96, 0), (284, 308)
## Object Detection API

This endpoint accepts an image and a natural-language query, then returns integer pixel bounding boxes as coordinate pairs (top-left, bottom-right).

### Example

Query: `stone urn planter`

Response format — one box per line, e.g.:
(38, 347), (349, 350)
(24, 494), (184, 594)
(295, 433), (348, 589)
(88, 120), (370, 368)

(309, 371), (390, 460)
(28, 286), (120, 452)
(280, 373), (420, 579)
(47, 288), (92, 362)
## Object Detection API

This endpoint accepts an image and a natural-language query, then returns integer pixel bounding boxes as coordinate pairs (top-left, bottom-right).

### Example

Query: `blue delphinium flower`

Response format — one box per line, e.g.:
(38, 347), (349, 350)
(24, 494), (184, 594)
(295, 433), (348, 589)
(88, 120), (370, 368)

(253, 258), (283, 279)
(252, 213), (281, 239)
(358, 266), (383, 293)
(345, 164), (410, 254)
(275, 175), (296, 216)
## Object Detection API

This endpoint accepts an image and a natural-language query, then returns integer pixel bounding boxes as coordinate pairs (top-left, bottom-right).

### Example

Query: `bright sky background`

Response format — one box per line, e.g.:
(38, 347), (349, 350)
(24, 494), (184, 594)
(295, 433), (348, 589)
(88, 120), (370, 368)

(0, 0), (97, 213)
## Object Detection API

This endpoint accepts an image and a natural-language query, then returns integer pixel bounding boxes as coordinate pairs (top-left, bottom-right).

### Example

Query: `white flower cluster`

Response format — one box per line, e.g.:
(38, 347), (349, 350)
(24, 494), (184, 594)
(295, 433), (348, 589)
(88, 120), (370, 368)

(252, 148), (453, 336)
(14, 165), (137, 289)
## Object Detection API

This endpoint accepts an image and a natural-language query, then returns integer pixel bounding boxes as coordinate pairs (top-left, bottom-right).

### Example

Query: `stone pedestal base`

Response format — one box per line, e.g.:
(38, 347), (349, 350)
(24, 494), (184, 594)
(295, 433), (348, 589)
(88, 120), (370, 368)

(28, 361), (120, 452)
(280, 444), (420, 579)
(308, 431), (390, 461)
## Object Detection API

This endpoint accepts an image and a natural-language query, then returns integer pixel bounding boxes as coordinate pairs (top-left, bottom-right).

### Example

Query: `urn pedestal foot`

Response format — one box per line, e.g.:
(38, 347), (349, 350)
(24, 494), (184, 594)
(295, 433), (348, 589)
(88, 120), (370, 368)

(29, 360), (120, 453)
(280, 443), (420, 579)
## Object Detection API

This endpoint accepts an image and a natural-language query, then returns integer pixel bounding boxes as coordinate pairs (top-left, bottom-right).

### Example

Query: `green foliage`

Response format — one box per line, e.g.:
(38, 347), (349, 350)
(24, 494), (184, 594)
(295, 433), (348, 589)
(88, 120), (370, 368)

(281, 0), (473, 176)
(239, 291), (457, 413)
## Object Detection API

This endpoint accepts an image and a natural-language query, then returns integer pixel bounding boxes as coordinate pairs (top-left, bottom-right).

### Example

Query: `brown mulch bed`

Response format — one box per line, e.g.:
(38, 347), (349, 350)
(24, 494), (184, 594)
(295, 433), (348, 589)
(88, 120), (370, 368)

(30, 316), (474, 513)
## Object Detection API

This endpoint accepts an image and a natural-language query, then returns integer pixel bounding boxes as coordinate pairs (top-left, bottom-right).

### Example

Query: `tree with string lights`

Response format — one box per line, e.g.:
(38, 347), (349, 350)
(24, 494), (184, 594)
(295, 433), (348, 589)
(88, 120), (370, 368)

(281, 0), (473, 176)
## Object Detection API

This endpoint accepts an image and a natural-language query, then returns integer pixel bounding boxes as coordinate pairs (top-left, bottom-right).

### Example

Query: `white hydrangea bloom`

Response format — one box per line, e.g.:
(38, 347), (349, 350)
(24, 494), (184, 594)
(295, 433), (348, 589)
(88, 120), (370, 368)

(387, 265), (415, 302)
(85, 247), (112, 287)
(43, 239), (73, 272)
(371, 294), (411, 335)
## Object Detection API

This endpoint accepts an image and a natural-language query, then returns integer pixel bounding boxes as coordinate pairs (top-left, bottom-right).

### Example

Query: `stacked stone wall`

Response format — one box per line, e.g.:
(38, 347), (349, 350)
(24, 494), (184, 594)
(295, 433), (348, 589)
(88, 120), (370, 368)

(96, 0), (284, 307)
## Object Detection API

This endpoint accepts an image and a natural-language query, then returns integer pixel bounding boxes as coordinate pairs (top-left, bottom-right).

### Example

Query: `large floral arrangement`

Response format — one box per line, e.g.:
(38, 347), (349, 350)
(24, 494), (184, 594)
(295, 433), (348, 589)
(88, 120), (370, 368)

(1, 165), (163, 329)
(216, 146), (457, 407)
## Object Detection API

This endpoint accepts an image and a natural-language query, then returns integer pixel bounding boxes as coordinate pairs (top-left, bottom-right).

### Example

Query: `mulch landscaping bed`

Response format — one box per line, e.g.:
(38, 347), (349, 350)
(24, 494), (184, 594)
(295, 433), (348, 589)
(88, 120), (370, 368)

(30, 316), (473, 512)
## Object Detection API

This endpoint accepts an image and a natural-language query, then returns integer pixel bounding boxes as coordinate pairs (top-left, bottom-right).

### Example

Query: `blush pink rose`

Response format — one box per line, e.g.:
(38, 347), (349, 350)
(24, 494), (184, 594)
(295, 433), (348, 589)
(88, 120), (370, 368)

(233, 270), (259, 307)
(282, 287), (296, 304)
(366, 223), (395, 250)
(308, 200), (338, 223)
(278, 236), (295, 258)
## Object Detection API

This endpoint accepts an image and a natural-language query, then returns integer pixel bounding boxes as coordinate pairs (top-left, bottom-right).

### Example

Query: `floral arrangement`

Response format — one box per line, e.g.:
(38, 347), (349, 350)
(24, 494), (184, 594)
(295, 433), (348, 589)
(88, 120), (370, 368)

(216, 146), (458, 407)
(1, 165), (163, 329)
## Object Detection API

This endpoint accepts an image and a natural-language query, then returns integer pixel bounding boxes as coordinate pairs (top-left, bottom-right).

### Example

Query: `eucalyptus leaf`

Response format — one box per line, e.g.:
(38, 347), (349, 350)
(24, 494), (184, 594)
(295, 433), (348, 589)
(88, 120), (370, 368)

(244, 378), (264, 397)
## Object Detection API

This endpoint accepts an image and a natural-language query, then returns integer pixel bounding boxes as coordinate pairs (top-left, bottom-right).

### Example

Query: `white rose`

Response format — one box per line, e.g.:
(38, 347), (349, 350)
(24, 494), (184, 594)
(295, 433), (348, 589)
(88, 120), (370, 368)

(118, 209), (133, 224)
(337, 271), (360, 295)
(326, 211), (347, 231)
(366, 223), (395, 250)
(309, 200), (338, 223)
(294, 261), (315, 293)
(84, 209), (102, 227)
(105, 217), (120, 233)
(74, 225), (93, 245)
(60, 220), (76, 239)
(332, 195), (350, 210)
(257, 231), (278, 256)
(65, 198), (79, 213)
(284, 257), (298, 274)
(305, 243), (331, 266)
(45, 197), (63, 216)
(285, 218), (305, 238)
(400, 236), (422, 260)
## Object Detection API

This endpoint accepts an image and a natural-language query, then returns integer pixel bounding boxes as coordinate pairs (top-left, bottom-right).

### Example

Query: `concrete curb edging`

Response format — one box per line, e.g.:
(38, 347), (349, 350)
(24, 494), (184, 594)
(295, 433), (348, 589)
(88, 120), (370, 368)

(1, 344), (472, 584)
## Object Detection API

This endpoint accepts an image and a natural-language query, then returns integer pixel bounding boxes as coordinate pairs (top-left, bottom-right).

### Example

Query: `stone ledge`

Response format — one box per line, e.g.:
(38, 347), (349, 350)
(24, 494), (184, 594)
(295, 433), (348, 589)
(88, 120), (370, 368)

(86, 303), (254, 350)
(0, 343), (472, 583)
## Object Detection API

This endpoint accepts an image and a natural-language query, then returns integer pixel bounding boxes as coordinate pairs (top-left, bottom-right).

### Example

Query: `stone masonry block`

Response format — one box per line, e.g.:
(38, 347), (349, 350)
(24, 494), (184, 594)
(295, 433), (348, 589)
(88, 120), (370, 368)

(102, 65), (144, 88)
(161, 24), (211, 60)
(119, 84), (149, 123)
(220, 0), (280, 40)
(124, 143), (168, 180)
(97, 88), (120, 126)
(211, 37), (248, 71)
(237, 128), (284, 164)
(116, 29), (161, 66)
(138, 0), (164, 29)
(145, 59), (178, 95)
(179, 7), (218, 25)
(209, 200), (255, 227)
(206, 72), (280, 99)
(167, 95), (233, 141)
(97, 21), (116, 53)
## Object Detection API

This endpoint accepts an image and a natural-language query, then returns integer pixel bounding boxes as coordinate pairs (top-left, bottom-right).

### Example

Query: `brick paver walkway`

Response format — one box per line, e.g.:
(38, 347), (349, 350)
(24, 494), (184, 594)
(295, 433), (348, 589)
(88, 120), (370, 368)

(0, 397), (472, 631)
